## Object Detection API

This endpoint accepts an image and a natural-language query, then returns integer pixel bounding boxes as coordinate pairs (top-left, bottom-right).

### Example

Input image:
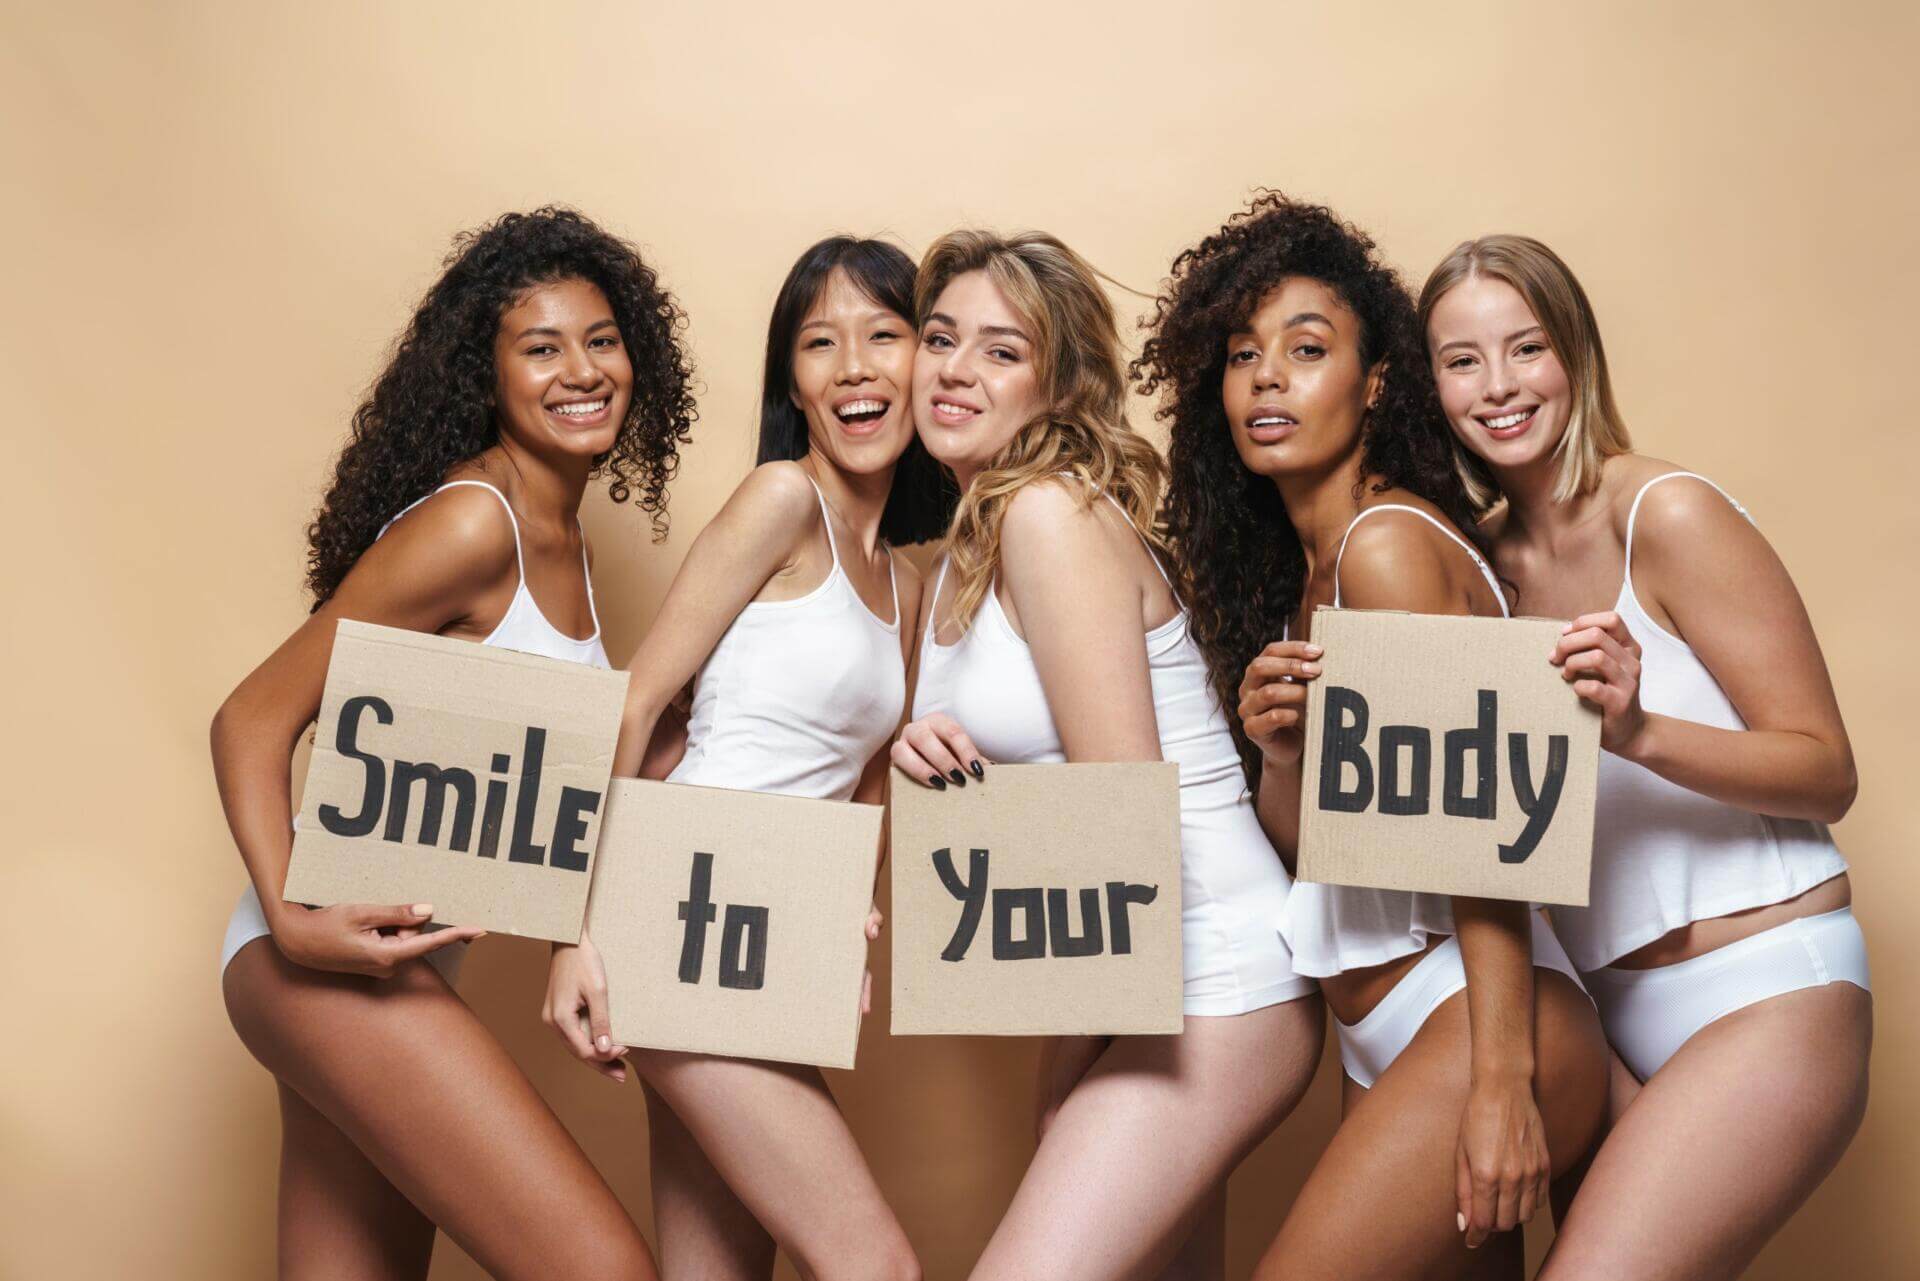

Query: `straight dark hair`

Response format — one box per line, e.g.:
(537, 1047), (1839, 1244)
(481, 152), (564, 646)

(756, 236), (953, 544)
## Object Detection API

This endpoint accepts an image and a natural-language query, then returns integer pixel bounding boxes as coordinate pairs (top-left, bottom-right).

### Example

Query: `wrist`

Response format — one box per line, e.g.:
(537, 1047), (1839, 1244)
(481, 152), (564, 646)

(1614, 709), (1661, 764)
(1469, 1057), (1537, 1090)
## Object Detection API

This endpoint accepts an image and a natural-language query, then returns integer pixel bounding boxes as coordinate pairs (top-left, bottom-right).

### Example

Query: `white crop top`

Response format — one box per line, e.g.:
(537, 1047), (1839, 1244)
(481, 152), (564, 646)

(668, 477), (905, 802)
(1276, 504), (1508, 978)
(1548, 473), (1848, 971)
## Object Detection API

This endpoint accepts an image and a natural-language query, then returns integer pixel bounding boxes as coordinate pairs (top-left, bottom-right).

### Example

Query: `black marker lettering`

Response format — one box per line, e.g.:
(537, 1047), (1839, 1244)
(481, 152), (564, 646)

(384, 760), (476, 849)
(1379, 725), (1432, 816)
(934, 847), (989, 962)
(1319, 687), (1374, 813)
(1444, 690), (1498, 819)
(719, 905), (769, 989)
(1501, 734), (1568, 864)
(318, 695), (391, 837)
(1045, 887), (1104, 958)
(677, 850), (718, 983)
(476, 753), (510, 859)
(1104, 881), (1159, 955)
(993, 887), (1046, 960)
(549, 786), (599, 872)
(507, 726), (548, 865)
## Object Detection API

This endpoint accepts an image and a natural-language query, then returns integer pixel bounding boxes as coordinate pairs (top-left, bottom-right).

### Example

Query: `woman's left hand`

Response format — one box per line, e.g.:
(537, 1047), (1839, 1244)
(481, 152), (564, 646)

(1454, 1073), (1551, 1249)
(1551, 610), (1647, 752)
(861, 901), (883, 1015)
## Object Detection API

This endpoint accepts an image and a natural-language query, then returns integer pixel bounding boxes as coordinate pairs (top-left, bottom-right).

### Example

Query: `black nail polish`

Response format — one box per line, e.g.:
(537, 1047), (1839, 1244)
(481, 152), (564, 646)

(928, 774), (947, 791)
(948, 769), (967, 786)
(969, 759), (985, 779)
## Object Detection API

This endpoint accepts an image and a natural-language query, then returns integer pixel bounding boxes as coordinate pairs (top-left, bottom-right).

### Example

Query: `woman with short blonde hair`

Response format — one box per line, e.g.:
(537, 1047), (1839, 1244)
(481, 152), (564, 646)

(893, 228), (1324, 1278)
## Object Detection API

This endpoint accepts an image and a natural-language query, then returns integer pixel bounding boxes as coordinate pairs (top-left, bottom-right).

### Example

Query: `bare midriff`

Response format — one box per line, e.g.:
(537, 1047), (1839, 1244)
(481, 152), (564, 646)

(1598, 872), (1852, 970)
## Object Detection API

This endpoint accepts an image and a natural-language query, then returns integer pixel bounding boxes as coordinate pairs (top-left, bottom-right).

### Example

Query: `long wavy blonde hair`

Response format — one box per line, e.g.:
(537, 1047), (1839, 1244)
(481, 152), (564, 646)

(1418, 234), (1631, 511)
(916, 229), (1168, 630)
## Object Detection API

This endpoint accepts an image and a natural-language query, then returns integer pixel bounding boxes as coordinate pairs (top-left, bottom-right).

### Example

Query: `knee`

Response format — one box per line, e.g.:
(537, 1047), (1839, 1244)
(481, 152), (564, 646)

(554, 1230), (655, 1281)
(800, 1231), (920, 1281)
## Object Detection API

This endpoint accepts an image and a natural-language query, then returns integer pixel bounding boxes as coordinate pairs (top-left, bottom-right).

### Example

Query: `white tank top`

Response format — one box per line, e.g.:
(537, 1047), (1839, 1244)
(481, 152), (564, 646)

(1276, 504), (1507, 978)
(384, 480), (611, 668)
(1549, 473), (1848, 971)
(668, 477), (905, 802)
(911, 483), (1279, 862)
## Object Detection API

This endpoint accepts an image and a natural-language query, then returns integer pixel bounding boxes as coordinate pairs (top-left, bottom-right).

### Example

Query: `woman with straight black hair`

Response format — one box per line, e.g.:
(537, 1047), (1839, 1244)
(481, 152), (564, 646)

(546, 235), (945, 1281)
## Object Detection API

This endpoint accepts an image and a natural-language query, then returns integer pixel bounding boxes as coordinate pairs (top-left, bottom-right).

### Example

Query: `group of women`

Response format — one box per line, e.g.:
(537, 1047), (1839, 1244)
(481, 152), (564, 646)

(211, 196), (1872, 1281)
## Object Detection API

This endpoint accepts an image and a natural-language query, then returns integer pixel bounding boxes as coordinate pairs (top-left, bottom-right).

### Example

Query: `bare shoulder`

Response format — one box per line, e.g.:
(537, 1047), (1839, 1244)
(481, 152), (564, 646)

(1336, 501), (1471, 613)
(1627, 467), (1767, 577)
(722, 459), (825, 535)
(374, 482), (518, 577)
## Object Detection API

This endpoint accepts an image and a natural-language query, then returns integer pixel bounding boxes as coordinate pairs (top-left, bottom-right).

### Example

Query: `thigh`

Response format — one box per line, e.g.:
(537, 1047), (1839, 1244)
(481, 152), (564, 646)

(628, 1049), (914, 1280)
(1256, 973), (1606, 1281)
(224, 939), (654, 1281)
(974, 995), (1325, 1281)
(1541, 982), (1871, 1281)
(642, 1083), (776, 1281)
(275, 1082), (435, 1281)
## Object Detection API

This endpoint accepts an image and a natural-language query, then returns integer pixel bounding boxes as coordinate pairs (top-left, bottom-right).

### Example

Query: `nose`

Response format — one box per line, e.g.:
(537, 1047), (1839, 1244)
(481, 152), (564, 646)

(1484, 357), (1518, 403)
(561, 340), (603, 390)
(937, 345), (974, 386)
(836, 338), (874, 384)
(1253, 344), (1287, 393)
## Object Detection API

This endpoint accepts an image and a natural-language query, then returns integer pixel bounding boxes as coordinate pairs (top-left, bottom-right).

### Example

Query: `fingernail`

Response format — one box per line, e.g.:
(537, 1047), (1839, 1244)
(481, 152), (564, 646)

(1561, 622), (1573, 633)
(948, 769), (966, 786)
(1302, 663), (1320, 675)
(412, 904), (433, 917)
(969, 759), (985, 778)
(1306, 645), (1323, 656)
(596, 1035), (610, 1053)
(1456, 1212), (1466, 1232)
(929, 774), (947, 790)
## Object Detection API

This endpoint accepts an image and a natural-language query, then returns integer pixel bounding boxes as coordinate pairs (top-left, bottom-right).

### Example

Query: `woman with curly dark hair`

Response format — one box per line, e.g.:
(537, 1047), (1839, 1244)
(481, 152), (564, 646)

(1135, 193), (1608, 1279)
(544, 236), (940, 1281)
(213, 207), (694, 1280)
(1422, 238), (1867, 1281)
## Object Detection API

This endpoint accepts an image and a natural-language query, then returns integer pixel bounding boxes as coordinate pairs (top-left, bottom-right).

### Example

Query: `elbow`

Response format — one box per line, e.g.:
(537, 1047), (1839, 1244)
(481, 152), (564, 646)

(209, 694), (239, 760)
(1819, 759), (1859, 825)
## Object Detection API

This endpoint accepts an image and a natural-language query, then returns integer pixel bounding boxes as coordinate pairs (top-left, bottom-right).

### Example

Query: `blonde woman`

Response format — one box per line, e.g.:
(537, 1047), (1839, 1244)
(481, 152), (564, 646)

(891, 230), (1324, 1280)
(1420, 235), (1870, 1281)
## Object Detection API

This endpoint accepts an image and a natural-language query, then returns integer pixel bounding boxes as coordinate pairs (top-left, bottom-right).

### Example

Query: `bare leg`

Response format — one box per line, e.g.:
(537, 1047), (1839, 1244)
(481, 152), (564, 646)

(1155, 1185), (1227, 1281)
(223, 939), (656, 1281)
(972, 995), (1325, 1281)
(642, 1082), (777, 1281)
(1548, 1050), (1638, 1225)
(1539, 983), (1870, 1281)
(628, 1049), (918, 1281)
(275, 1083), (435, 1281)
(1253, 972), (1607, 1281)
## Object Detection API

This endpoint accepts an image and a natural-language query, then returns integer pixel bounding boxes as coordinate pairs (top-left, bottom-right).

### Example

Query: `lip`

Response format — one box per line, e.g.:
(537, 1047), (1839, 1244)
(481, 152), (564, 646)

(1475, 404), (1539, 440)
(926, 394), (983, 427)
(1244, 405), (1299, 445)
(545, 396), (613, 428)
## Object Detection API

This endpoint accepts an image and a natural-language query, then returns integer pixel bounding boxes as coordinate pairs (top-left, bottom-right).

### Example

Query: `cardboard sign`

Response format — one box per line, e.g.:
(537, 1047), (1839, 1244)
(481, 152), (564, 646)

(283, 620), (628, 941)
(1296, 608), (1600, 905)
(890, 763), (1183, 1037)
(587, 779), (884, 1070)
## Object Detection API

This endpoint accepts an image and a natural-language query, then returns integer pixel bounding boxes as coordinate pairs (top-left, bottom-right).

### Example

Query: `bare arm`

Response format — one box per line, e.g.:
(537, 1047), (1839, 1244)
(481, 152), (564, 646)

(208, 488), (513, 969)
(1556, 478), (1856, 822)
(610, 462), (824, 775)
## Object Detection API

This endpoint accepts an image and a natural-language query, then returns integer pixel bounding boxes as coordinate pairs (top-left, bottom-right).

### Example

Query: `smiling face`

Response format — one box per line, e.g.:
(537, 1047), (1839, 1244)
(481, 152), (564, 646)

(789, 267), (916, 477)
(1426, 273), (1572, 473)
(1221, 277), (1382, 481)
(912, 270), (1043, 484)
(491, 277), (633, 460)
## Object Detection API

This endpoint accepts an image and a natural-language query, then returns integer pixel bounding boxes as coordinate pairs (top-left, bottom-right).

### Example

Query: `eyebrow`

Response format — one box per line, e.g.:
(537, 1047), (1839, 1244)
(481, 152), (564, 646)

(1435, 324), (1544, 356)
(800, 310), (901, 333)
(1285, 311), (1334, 329)
(924, 312), (1031, 343)
(515, 318), (618, 340)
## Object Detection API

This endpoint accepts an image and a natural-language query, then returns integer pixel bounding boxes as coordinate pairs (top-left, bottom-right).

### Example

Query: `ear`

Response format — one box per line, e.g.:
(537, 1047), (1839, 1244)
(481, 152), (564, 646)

(1363, 360), (1388, 414)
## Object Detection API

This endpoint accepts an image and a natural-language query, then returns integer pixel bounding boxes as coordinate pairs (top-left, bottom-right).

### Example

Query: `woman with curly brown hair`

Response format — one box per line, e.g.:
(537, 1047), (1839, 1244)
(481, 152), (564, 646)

(1421, 237), (1868, 1281)
(1135, 193), (1608, 1279)
(892, 229), (1324, 1280)
(213, 207), (694, 1280)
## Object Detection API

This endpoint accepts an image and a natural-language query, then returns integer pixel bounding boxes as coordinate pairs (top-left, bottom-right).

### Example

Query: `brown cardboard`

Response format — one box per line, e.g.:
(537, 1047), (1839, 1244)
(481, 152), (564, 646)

(890, 763), (1183, 1036)
(282, 620), (629, 941)
(586, 779), (883, 1070)
(1296, 608), (1600, 906)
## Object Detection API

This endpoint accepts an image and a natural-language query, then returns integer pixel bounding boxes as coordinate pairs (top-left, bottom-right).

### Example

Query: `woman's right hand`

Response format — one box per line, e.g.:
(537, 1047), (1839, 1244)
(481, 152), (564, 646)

(273, 901), (484, 978)
(891, 712), (988, 789)
(542, 933), (629, 1083)
(1237, 640), (1324, 767)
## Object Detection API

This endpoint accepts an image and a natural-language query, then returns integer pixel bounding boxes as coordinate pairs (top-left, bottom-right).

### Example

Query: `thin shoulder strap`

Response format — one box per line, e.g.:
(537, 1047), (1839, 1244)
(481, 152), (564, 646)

(575, 517), (602, 633)
(1332, 504), (1505, 616)
(925, 554), (951, 641)
(382, 480), (526, 570)
(1624, 472), (1750, 583)
(804, 475), (842, 569)
(883, 544), (901, 626)
(1053, 471), (1176, 593)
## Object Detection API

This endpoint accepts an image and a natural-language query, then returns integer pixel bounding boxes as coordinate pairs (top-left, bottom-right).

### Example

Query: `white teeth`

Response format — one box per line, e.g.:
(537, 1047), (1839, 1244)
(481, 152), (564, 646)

(1251, 416), (1293, 428)
(552, 400), (606, 417)
(1485, 409), (1533, 430)
(837, 399), (887, 418)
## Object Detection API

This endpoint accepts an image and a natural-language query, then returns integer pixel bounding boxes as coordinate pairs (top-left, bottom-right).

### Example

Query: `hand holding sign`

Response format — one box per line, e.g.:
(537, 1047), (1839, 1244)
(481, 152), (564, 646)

(1551, 611), (1647, 752)
(1237, 639), (1325, 767)
(275, 901), (485, 979)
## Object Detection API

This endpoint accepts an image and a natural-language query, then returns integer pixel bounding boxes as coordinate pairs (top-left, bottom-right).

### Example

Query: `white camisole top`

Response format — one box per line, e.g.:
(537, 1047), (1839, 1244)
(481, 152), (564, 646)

(1549, 473), (1848, 971)
(1276, 504), (1508, 979)
(667, 477), (905, 802)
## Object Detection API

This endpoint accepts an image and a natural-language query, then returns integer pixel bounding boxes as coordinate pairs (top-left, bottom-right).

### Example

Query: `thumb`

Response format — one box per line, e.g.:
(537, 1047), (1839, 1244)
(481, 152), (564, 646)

(355, 902), (435, 930)
(587, 982), (616, 1059)
(1454, 1142), (1473, 1239)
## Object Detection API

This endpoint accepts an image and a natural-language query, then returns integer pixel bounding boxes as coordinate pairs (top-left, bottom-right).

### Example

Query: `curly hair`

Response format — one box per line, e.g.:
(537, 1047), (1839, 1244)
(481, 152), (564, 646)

(305, 206), (697, 606)
(917, 229), (1168, 631)
(1133, 191), (1479, 778)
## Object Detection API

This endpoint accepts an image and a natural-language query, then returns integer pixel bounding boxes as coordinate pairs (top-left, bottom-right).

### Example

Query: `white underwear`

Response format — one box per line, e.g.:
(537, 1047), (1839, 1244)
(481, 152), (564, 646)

(1582, 906), (1869, 1082)
(1337, 913), (1585, 1089)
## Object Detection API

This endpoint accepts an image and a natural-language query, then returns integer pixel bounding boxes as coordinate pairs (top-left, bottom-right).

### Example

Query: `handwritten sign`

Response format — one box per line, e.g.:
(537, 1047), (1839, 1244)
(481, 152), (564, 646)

(1297, 608), (1599, 905)
(283, 620), (627, 941)
(587, 779), (883, 1069)
(891, 763), (1183, 1036)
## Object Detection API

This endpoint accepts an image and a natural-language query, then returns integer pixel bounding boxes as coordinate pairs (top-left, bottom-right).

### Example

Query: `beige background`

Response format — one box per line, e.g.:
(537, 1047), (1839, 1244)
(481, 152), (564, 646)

(3, 3), (1915, 1277)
